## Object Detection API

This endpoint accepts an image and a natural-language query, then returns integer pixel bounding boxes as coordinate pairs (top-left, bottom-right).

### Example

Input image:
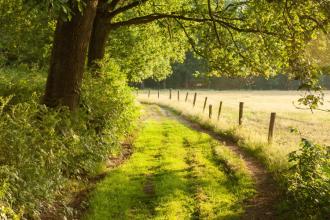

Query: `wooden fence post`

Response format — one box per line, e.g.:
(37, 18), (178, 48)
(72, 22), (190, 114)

(193, 92), (197, 107)
(209, 105), (212, 119)
(169, 89), (172, 99)
(148, 89), (150, 98)
(177, 90), (180, 101)
(239, 102), (244, 125)
(185, 92), (189, 102)
(268, 112), (276, 143)
(217, 101), (223, 120)
(203, 97), (208, 112)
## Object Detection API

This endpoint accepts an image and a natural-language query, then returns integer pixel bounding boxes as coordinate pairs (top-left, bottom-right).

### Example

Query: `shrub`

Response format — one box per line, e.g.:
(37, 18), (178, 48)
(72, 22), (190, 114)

(0, 66), (45, 105)
(285, 138), (330, 219)
(0, 65), (138, 218)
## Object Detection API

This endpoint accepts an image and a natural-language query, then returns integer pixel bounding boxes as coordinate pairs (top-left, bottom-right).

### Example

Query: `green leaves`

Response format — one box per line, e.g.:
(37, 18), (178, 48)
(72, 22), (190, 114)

(0, 0), (55, 66)
(108, 22), (187, 82)
(0, 66), (138, 218)
(285, 138), (330, 218)
(23, 0), (86, 18)
(298, 93), (324, 110)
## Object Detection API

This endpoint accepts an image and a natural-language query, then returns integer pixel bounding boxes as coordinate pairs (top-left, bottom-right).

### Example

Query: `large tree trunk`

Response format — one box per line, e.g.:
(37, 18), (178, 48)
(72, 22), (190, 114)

(43, 0), (99, 110)
(87, 13), (111, 69)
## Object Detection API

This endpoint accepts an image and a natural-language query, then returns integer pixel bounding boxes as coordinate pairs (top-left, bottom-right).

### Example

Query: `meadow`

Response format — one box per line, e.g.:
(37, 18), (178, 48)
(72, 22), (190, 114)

(138, 90), (330, 173)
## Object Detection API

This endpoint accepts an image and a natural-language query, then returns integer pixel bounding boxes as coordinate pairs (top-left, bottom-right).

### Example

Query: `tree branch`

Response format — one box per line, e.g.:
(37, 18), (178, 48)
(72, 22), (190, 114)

(108, 13), (210, 29)
(207, 0), (222, 46)
(299, 14), (328, 34)
(106, 0), (149, 19)
(108, 12), (278, 36)
(107, 0), (121, 11)
(292, 101), (330, 113)
(174, 19), (206, 59)
(219, 1), (249, 14)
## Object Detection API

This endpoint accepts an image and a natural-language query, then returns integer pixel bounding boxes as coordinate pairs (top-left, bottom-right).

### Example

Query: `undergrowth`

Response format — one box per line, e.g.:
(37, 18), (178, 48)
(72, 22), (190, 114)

(0, 64), (138, 219)
(283, 139), (330, 218)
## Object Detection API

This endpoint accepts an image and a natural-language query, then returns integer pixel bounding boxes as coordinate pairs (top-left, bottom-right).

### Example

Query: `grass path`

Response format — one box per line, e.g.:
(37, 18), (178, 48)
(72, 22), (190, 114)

(146, 103), (281, 220)
(85, 105), (255, 220)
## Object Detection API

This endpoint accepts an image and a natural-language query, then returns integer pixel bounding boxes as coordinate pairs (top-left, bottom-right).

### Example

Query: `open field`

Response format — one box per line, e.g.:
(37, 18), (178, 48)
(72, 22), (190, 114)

(138, 90), (330, 172)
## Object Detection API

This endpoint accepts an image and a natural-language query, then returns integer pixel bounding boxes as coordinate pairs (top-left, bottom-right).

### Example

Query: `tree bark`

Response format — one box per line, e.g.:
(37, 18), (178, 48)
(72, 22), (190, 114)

(43, 0), (99, 110)
(88, 13), (111, 68)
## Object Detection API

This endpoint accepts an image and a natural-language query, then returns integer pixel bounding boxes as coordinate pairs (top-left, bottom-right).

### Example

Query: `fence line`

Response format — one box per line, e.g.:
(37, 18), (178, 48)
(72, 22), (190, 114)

(139, 89), (277, 144)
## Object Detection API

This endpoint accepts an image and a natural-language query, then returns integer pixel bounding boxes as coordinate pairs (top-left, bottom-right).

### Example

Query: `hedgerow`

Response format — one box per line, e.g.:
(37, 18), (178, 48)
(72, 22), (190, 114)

(0, 64), (138, 219)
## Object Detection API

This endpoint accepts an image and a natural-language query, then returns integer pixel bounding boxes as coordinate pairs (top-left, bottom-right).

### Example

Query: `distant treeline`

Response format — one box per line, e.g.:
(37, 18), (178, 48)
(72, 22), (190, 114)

(141, 52), (330, 90)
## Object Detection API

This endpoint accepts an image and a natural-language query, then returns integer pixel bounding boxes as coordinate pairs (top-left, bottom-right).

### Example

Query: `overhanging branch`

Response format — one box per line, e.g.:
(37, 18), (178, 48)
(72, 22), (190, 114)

(107, 0), (121, 11)
(109, 12), (277, 36)
(109, 13), (210, 29)
(174, 19), (206, 59)
(208, 0), (222, 46)
(106, 0), (149, 19)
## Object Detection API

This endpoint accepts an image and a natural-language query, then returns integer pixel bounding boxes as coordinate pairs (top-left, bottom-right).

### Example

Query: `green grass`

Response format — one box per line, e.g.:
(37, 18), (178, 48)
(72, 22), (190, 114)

(85, 115), (255, 219)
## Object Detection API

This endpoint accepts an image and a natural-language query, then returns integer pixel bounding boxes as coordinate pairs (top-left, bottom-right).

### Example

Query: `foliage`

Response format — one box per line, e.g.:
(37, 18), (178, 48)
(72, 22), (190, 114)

(103, 0), (329, 107)
(0, 66), (46, 103)
(166, 52), (209, 88)
(23, 0), (87, 20)
(0, 205), (22, 220)
(285, 139), (330, 219)
(107, 21), (187, 82)
(145, 45), (330, 90)
(306, 33), (330, 71)
(0, 0), (55, 66)
(0, 66), (138, 218)
(144, 51), (323, 90)
(2, 0), (330, 99)
(175, 0), (329, 109)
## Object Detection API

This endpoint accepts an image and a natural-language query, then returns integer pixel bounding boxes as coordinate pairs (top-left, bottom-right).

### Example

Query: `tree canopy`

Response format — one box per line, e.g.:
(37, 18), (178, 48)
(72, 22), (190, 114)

(100, 0), (330, 80)
(0, 0), (329, 108)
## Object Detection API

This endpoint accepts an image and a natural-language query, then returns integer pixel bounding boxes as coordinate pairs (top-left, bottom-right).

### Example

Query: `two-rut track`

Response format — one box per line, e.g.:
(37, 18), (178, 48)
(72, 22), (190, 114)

(144, 104), (280, 220)
(85, 104), (279, 220)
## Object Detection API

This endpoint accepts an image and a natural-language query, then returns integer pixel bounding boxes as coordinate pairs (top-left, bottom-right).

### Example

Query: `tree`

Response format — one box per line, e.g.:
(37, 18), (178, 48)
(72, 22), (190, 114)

(42, 0), (99, 110)
(30, 0), (330, 110)
(87, 0), (330, 81)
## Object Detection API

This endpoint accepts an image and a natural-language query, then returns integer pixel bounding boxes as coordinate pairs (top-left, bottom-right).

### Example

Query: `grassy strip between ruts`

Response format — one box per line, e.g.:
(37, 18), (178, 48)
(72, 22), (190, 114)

(84, 111), (255, 219)
(140, 100), (287, 179)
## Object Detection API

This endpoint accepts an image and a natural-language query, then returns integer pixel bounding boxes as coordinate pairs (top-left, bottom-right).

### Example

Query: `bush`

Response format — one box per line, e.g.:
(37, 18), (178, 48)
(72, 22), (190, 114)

(285, 138), (330, 219)
(0, 65), (138, 218)
(0, 66), (45, 105)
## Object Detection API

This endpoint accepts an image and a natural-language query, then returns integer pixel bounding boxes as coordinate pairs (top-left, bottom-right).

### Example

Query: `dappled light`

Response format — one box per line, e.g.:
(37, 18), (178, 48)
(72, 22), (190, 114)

(0, 0), (329, 219)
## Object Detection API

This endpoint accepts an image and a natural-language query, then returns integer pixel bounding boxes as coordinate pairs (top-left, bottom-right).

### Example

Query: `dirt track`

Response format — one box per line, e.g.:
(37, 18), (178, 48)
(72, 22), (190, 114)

(143, 104), (280, 220)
